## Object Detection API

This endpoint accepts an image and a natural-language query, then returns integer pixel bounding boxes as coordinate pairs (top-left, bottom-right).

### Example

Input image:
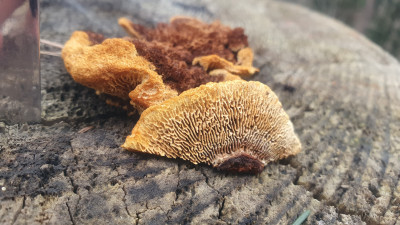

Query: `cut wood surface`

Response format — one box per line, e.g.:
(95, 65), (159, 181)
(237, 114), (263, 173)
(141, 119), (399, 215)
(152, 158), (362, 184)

(1, 0), (399, 224)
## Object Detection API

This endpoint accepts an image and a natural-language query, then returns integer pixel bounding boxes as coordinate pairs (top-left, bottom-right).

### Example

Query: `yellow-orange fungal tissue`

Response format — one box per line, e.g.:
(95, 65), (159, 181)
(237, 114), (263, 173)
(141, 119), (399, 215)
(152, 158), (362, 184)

(122, 80), (301, 174)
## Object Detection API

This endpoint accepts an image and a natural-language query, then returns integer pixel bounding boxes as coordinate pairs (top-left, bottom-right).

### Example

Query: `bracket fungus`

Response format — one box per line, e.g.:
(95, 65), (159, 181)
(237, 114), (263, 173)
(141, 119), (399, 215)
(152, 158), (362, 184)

(61, 16), (301, 174)
(122, 80), (301, 174)
(61, 31), (178, 111)
(62, 17), (258, 112)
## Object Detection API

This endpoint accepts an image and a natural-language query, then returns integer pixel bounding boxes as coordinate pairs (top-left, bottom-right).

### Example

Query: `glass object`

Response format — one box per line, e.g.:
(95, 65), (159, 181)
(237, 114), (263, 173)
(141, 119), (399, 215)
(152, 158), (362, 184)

(0, 0), (40, 123)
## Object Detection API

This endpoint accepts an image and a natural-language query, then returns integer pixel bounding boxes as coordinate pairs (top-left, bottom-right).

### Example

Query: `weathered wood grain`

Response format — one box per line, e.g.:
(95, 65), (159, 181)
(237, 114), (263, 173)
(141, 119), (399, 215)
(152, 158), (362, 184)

(1, 0), (399, 224)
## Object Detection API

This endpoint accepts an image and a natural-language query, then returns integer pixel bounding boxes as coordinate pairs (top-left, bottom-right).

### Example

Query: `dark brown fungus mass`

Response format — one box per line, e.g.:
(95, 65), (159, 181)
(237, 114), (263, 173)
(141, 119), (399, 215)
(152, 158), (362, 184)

(126, 39), (225, 93)
(119, 16), (248, 61)
(119, 16), (258, 93)
(122, 80), (302, 174)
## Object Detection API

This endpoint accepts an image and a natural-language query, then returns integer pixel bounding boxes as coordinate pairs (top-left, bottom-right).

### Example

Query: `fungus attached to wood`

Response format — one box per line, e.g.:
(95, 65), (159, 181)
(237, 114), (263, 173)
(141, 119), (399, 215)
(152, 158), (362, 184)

(122, 80), (302, 174)
(62, 17), (259, 112)
(192, 49), (259, 78)
(61, 31), (178, 111)
(118, 16), (249, 60)
(119, 16), (259, 92)
(62, 17), (301, 174)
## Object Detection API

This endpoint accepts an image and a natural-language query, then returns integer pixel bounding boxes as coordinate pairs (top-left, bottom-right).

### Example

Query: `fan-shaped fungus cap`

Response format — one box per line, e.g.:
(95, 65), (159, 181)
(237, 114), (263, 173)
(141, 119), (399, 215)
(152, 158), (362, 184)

(61, 31), (178, 111)
(122, 80), (301, 174)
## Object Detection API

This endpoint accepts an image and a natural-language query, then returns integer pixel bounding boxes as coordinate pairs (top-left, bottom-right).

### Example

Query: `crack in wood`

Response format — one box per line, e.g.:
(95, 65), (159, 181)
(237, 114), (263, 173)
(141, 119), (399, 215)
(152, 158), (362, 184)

(66, 202), (76, 225)
(284, 159), (369, 224)
(11, 196), (25, 225)
(121, 185), (134, 219)
(218, 197), (225, 220)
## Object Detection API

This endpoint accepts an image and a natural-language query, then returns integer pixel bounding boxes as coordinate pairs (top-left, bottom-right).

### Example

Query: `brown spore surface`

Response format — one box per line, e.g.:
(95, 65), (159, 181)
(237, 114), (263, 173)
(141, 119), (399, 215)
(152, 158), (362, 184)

(123, 17), (250, 92)
(227, 28), (249, 51)
(215, 153), (265, 174)
(130, 39), (224, 93)
(128, 17), (248, 61)
(85, 31), (105, 45)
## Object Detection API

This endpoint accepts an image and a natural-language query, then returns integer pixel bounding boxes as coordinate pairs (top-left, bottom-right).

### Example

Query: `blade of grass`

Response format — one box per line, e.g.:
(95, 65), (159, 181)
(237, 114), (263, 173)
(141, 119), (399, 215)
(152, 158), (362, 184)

(291, 210), (311, 225)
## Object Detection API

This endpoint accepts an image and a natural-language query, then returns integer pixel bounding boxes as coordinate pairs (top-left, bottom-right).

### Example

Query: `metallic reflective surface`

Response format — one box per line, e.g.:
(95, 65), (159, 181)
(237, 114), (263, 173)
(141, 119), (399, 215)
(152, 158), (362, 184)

(0, 0), (40, 123)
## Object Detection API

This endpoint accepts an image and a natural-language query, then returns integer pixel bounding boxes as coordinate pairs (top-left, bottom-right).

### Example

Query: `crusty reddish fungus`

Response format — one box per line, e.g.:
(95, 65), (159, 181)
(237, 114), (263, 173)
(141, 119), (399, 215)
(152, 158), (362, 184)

(122, 80), (302, 174)
(126, 39), (225, 93)
(119, 17), (258, 88)
(119, 16), (248, 61)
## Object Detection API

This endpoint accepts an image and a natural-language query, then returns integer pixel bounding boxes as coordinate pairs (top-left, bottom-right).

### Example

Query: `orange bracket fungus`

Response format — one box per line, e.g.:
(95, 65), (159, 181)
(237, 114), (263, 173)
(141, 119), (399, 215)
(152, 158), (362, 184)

(61, 16), (301, 174)
(122, 80), (301, 174)
(61, 31), (178, 112)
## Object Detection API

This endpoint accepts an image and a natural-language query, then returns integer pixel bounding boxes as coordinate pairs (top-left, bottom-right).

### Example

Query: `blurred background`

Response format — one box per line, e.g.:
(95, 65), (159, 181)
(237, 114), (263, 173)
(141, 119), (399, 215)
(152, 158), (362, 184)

(279, 0), (400, 60)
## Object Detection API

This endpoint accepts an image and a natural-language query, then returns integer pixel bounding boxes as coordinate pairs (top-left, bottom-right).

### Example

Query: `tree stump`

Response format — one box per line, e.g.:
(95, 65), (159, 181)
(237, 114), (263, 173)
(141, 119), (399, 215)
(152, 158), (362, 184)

(1, 0), (399, 224)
